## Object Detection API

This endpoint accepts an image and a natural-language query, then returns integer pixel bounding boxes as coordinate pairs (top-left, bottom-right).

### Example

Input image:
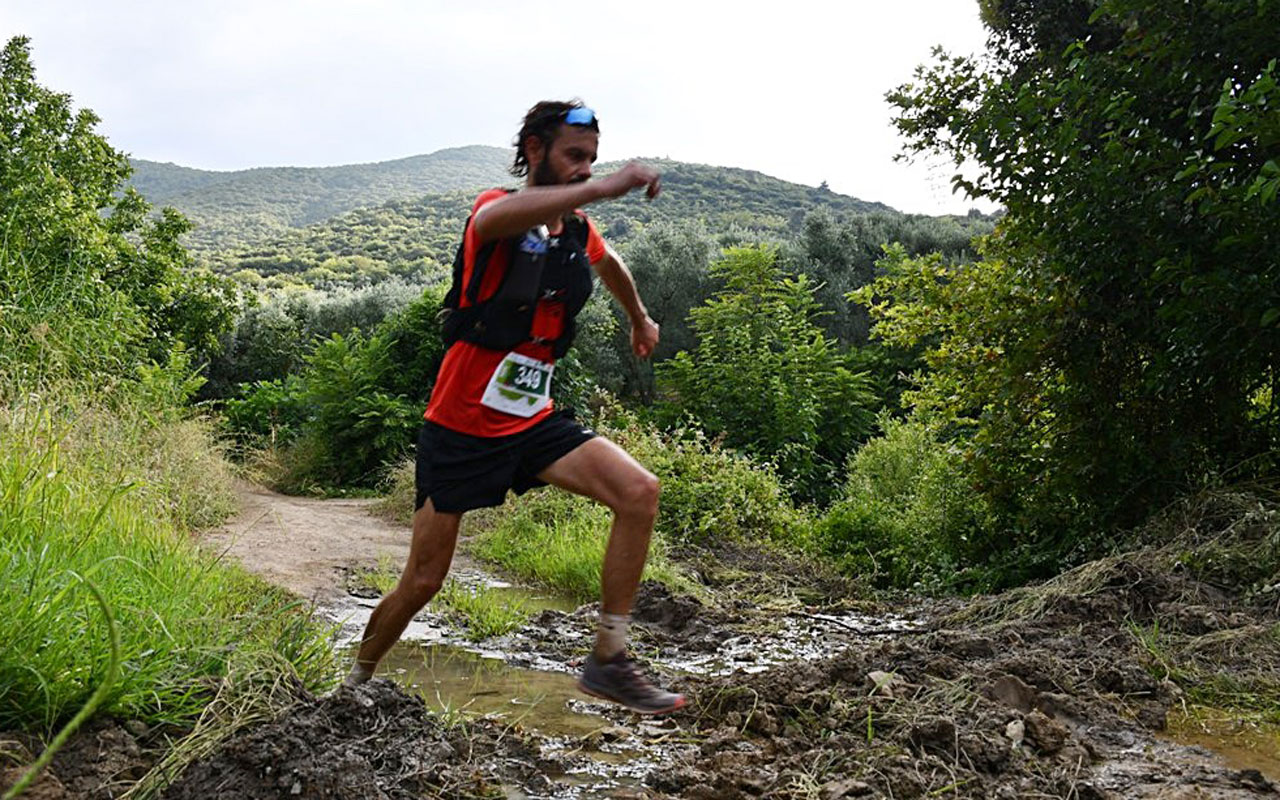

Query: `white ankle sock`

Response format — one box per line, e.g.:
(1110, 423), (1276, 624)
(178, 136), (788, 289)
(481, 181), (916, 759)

(343, 661), (375, 687)
(595, 612), (631, 659)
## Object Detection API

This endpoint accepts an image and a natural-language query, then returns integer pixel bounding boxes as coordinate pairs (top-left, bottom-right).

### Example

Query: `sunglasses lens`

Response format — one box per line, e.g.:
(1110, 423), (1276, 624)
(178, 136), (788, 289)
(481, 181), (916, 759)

(564, 107), (596, 126)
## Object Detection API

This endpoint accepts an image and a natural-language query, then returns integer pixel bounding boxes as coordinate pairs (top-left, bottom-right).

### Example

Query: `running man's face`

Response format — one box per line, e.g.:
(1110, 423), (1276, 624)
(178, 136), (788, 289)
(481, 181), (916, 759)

(531, 124), (599, 186)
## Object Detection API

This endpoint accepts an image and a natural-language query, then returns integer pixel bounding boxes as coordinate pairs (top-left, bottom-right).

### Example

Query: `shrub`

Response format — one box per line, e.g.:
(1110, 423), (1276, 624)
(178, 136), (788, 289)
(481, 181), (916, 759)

(600, 408), (812, 550)
(222, 288), (445, 490)
(0, 37), (236, 386)
(815, 417), (993, 590)
(658, 245), (877, 504)
(470, 489), (687, 602)
(881, 0), (1280, 567)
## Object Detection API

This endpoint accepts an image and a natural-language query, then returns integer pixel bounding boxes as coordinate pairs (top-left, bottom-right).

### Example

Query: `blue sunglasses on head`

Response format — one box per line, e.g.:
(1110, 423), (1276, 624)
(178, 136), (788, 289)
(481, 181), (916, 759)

(563, 107), (597, 127)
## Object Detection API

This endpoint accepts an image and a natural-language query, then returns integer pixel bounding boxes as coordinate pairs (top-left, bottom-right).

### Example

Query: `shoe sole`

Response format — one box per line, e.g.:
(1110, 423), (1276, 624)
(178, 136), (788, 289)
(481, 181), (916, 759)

(577, 680), (687, 715)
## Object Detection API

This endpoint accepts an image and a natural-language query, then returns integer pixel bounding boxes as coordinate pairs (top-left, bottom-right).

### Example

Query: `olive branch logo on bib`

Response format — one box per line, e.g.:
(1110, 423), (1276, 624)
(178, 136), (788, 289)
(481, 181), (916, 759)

(480, 351), (554, 417)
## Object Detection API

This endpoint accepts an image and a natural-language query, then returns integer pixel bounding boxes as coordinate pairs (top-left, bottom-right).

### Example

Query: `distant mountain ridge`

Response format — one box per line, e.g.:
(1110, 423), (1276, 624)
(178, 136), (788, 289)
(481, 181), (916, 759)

(129, 145), (515, 251)
(129, 146), (900, 265)
(190, 157), (927, 287)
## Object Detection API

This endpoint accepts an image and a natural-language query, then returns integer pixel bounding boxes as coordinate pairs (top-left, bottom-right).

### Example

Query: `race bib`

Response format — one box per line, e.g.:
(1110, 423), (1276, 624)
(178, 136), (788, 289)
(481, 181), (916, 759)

(480, 352), (554, 417)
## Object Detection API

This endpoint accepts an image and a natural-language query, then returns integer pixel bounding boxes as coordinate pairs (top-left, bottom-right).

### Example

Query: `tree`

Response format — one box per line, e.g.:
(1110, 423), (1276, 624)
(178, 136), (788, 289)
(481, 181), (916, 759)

(659, 245), (876, 504)
(0, 36), (235, 383)
(611, 221), (719, 400)
(880, 0), (1280, 555)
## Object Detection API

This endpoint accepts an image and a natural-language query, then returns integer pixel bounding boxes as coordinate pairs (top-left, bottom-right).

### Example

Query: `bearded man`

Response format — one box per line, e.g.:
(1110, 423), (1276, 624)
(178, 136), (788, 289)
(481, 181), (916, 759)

(345, 100), (684, 715)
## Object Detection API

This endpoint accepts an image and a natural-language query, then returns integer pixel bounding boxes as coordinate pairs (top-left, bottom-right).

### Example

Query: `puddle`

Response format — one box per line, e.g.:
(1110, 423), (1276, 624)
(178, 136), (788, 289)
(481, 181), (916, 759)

(381, 643), (605, 737)
(324, 568), (915, 798)
(1164, 711), (1280, 781)
(328, 564), (582, 651)
(382, 642), (692, 799)
(660, 609), (921, 676)
(450, 570), (584, 615)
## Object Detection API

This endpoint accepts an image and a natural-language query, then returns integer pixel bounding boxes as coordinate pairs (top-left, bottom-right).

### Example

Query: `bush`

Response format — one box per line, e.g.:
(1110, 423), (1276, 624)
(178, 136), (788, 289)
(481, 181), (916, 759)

(470, 489), (688, 602)
(600, 408), (812, 550)
(222, 287), (446, 490)
(202, 280), (429, 400)
(379, 402), (811, 553)
(0, 37), (236, 385)
(658, 245), (877, 504)
(454, 406), (811, 599)
(815, 417), (993, 590)
(881, 0), (1280, 567)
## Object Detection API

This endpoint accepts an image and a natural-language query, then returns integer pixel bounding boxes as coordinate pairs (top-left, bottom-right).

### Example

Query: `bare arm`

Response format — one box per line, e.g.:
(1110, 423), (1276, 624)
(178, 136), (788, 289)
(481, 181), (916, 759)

(473, 162), (661, 244)
(595, 244), (660, 359)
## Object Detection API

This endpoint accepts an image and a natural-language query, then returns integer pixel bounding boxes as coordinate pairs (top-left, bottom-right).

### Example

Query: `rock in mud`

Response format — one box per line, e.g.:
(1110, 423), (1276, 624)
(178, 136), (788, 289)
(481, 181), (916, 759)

(986, 673), (1037, 713)
(821, 777), (873, 798)
(632, 580), (704, 632)
(1024, 709), (1069, 754)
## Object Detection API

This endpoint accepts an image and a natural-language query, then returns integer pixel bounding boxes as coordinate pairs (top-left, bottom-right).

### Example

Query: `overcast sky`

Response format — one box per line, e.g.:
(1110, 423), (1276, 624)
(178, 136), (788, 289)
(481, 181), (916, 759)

(6, 0), (995, 215)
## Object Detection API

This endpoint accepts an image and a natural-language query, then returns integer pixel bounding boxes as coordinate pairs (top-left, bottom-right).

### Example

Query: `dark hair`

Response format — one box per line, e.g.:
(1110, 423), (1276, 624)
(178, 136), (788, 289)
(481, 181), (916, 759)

(510, 99), (599, 178)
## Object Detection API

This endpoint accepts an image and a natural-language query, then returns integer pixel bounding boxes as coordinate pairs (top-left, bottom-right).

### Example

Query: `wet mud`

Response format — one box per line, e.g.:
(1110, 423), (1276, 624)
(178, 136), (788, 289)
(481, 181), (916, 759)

(156, 680), (543, 800)
(10, 489), (1280, 798)
(171, 559), (1277, 798)
(1, 721), (159, 800)
(656, 557), (1280, 799)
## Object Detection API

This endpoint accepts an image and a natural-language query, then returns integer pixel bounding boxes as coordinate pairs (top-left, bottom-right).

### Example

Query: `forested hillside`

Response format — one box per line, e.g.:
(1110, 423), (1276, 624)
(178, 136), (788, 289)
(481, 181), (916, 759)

(127, 145), (514, 252)
(193, 159), (982, 287)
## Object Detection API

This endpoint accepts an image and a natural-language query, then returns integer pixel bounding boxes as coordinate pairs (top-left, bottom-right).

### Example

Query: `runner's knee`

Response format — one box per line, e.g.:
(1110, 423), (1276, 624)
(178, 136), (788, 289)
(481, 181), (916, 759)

(400, 573), (444, 606)
(618, 471), (660, 520)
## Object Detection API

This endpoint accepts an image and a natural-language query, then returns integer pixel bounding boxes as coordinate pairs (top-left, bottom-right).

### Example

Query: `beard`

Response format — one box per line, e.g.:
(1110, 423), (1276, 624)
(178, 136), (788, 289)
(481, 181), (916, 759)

(533, 157), (559, 187)
(532, 155), (589, 187)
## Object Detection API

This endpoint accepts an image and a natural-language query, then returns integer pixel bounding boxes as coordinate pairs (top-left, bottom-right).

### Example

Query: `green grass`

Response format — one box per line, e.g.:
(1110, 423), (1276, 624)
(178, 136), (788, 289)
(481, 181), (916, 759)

(434, 580), (531, 641)
(0, 392), (336, 735)
(469, 489), (689, 602)
(354, 553), (402, 595)
(352, 556), (531, 641)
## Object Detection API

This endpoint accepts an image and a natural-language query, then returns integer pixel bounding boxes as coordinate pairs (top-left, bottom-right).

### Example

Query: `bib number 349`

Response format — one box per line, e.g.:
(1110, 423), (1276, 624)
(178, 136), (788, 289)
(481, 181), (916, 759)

(480, 352), (554, 418)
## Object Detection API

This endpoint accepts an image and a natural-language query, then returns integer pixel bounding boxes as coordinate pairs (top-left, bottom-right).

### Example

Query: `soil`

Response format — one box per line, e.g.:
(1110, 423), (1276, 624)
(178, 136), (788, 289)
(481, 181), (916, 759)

(7, 484), (1279, 799)
(1, 722), (159, 800)
(196, 480), (416, 601)
(663, 557), (1280, 799)
(158, 680), (543, 800)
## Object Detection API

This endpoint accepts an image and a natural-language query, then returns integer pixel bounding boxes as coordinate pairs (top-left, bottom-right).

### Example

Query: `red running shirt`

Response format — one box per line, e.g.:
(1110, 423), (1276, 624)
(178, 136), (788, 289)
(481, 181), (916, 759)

(425, 189), (607, 436)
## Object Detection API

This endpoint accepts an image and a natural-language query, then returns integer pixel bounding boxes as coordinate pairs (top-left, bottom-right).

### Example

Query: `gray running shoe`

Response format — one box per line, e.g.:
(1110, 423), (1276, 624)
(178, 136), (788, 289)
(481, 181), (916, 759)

(578, 652), (686, 715)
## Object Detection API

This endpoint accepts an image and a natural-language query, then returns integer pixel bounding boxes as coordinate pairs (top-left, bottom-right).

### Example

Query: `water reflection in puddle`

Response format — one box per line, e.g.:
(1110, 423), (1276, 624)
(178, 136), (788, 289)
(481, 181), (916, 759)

(381, 642), (684, 799)
(1163, 711), (1280, 781)
(381, 643), (606, 737)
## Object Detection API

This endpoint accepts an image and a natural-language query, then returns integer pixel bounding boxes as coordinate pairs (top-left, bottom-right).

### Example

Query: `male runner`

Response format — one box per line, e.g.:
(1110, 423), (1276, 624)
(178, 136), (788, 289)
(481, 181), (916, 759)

(344, 100), (685, 715)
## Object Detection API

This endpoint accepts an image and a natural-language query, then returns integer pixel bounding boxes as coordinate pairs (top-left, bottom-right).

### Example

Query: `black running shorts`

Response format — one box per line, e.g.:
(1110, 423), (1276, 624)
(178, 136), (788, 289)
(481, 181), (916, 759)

(414, 410), (596, 514)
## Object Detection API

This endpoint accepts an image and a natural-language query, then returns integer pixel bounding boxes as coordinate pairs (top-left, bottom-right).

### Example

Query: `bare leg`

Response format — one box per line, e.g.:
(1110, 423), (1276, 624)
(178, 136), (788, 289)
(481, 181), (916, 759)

(347, 499), (462, 683)
(537, 437), (684, 714)
(537, 437), (659, 647)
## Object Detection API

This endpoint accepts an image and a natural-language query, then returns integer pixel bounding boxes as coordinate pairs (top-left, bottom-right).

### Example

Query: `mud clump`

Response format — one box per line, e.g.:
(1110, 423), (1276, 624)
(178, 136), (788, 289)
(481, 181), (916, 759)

(160, 680), (538, 800)
(633, 581), (704, 632)
(660, 554), (1280, 799)
(1, 721), (159, 800)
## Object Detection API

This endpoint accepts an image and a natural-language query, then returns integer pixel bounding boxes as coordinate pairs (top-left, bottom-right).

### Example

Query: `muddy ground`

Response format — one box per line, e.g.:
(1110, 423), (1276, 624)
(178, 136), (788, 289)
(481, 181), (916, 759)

(6, 486), (1279, 799)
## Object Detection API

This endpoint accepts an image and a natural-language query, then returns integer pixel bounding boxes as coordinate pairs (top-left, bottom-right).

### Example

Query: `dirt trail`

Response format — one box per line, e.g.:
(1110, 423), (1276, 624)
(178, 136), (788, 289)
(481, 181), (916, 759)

(199, 481), (417, 601)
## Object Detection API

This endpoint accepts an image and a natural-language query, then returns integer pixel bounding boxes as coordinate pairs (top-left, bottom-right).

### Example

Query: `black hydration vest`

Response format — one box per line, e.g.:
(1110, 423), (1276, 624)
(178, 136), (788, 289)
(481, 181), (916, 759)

(441, 206), (593, 359)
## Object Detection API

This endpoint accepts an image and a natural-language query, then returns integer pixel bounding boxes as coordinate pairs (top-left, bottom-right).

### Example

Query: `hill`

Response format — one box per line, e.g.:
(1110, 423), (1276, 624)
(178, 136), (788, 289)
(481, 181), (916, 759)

(197, 158), (906, 285)
(128, 145), (514, 252)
